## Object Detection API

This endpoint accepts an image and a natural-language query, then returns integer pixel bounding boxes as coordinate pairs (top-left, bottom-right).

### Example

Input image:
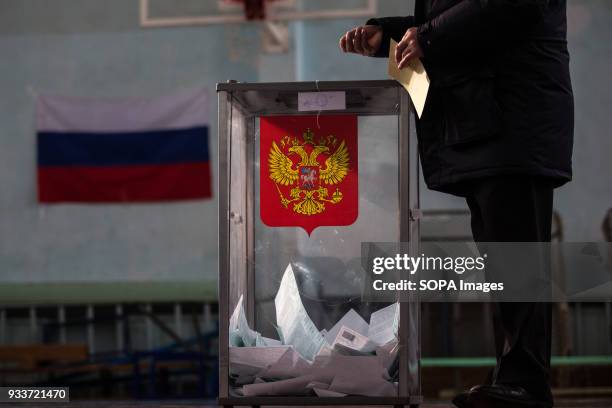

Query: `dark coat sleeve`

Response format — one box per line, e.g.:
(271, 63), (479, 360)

(417, 0), (550, 60)
(365, 16), (415, 58)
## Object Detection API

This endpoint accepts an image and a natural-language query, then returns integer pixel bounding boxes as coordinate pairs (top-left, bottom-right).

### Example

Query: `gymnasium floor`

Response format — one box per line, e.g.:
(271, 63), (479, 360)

(4, 400), (611, 408)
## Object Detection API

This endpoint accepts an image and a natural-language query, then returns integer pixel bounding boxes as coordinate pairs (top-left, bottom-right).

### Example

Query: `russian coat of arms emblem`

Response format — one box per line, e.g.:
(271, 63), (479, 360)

(260, 115), (358, 235)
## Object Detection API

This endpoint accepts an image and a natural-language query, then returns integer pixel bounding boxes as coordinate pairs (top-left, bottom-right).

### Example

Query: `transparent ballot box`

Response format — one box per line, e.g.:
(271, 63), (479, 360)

(217, 80), (421, 407)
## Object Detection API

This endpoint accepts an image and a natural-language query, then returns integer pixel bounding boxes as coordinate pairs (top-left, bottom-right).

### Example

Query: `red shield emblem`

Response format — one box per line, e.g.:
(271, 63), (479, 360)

(260, 115), (358, 235)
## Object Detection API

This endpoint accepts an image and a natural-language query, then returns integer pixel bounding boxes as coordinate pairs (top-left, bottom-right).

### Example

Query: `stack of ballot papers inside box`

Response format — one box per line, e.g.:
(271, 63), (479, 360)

(228, 264), (401, 397)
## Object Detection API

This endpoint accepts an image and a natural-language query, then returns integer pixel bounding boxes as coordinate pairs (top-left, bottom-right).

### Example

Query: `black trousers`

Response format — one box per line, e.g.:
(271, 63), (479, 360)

(454, 175), (554, 403)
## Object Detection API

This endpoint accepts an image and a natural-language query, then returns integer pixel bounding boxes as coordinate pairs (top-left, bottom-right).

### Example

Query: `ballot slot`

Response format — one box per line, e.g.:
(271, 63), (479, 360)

(218, 80), (421, 405)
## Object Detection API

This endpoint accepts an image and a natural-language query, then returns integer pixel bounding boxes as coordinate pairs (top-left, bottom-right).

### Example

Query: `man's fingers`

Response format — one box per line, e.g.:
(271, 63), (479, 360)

(396, 39), (417, 63)
(397, 50), (417, 69)
(395, 38), (409, 63)
(345, 30), (356, 53)
(395, 38), (411, 62)
(357, 27), (370, 55)
(360, 27), (373, 55)
(353, 28), (365, 54)
(396, 29), (416, 63)
(340, 26), (380, 56)
(401, 40), (417, 58)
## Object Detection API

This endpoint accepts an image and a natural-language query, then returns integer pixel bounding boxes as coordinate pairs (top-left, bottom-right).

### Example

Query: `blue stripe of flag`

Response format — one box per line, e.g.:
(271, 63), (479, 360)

(37, 126), (209, 166)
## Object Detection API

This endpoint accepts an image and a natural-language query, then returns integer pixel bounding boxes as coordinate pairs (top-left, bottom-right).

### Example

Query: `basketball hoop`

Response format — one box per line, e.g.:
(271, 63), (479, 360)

(226, 0), (274, 20)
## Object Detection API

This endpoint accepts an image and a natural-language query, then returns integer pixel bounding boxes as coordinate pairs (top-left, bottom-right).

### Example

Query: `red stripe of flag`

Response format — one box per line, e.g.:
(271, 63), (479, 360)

(38, 163), (212, 203)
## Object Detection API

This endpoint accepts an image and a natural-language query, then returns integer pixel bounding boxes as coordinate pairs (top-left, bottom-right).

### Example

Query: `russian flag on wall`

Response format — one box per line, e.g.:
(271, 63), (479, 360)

(36, 90), (212, 203)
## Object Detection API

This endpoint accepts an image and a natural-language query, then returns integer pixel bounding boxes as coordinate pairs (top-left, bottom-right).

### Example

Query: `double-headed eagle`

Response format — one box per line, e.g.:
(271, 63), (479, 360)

(268, 129), (350, 216)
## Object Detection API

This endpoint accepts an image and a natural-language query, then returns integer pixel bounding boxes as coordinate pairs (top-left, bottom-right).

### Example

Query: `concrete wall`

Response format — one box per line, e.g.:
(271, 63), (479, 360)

(0, 0), (261, 290)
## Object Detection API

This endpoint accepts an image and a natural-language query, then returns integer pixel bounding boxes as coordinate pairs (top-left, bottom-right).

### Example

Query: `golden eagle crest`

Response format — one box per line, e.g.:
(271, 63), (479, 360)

(268, 128), (349, 216)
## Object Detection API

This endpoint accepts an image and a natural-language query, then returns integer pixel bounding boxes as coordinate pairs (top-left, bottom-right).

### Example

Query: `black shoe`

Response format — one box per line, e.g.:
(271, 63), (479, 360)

(452, 385), (485, 408)
(451, 390), (471, 408)
(468, 384), (552, 408)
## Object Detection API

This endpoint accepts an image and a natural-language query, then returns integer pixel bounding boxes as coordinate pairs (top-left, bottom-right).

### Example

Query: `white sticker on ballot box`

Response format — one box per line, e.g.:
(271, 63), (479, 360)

(298, 91), (346, 112)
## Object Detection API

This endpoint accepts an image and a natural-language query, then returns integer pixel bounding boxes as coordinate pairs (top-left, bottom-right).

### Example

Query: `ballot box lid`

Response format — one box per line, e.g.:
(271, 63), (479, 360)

(216, 80), (403, 116)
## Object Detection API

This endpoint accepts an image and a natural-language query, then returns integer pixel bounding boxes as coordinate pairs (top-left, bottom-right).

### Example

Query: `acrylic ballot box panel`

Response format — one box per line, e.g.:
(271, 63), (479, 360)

(217, 81), (421, 407)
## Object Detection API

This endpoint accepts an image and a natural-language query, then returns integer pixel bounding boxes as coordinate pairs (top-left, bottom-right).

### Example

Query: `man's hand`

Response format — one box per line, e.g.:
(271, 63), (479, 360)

(396, 27), (424, 69)
(339, 25), (383, 57)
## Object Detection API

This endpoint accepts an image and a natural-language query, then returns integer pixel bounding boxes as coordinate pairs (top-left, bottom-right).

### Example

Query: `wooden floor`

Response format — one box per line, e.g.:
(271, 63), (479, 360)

(6, 399), (611, 408)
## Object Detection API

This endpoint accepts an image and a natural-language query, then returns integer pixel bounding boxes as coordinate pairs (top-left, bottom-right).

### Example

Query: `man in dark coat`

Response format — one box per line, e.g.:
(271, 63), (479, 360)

(340, 1), (573, 407)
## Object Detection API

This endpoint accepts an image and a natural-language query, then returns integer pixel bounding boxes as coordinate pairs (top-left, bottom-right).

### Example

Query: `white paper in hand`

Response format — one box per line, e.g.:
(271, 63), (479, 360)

(388, 39), (430, 118)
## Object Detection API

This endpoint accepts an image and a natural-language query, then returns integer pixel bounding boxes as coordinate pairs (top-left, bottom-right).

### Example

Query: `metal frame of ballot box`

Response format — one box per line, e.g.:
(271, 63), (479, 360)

(217, 80), (421, 408)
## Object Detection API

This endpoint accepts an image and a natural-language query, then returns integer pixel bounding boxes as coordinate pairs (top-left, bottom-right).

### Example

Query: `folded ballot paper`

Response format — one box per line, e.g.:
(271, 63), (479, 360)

(388, 39), (430, 118)
(228, 264), (402, 397)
